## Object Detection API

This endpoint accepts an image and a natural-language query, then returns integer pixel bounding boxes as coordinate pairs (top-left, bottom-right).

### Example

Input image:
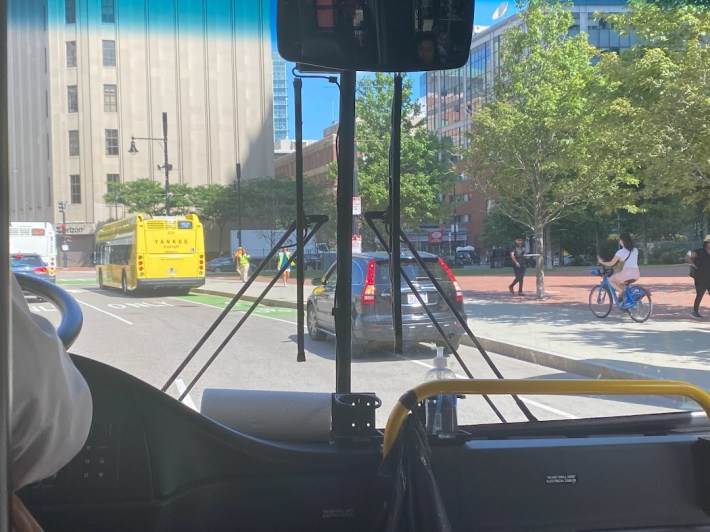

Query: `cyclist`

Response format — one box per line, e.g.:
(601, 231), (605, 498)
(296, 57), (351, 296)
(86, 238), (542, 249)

(597, 232), (640, 302)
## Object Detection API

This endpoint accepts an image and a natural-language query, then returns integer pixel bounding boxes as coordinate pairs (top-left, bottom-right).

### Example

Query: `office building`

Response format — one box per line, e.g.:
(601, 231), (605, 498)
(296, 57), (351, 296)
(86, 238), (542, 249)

(273, 53), (289, 143)
(9, 0), (275, 263)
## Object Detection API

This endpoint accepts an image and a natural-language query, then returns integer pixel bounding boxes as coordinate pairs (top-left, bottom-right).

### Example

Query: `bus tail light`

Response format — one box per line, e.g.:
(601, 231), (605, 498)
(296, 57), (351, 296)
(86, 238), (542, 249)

(438, 258), (463, 302)
(361, 260), (376, 305)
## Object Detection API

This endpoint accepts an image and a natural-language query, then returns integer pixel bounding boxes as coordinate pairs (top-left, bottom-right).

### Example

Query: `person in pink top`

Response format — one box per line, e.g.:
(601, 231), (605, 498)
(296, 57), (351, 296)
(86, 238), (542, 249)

(597, 232), (641, 301)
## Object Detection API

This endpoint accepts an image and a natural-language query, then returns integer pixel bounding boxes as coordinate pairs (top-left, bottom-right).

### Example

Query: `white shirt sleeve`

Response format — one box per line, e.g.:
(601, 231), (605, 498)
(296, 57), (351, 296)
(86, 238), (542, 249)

(10, 276), (93, 490)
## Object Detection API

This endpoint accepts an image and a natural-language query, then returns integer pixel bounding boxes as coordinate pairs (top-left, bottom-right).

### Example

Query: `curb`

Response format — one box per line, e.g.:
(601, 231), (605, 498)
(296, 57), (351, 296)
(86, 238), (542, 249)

(461, 335), (649, 381)
(192, 287), (299, 309)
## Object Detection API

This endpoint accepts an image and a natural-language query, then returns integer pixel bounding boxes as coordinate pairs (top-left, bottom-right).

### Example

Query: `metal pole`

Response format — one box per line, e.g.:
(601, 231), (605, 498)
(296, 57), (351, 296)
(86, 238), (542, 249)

(390, 74), (403, 354)
(62, 205), (67, 268)
(236, 163), (242, 248)
(294, 76), (306, 362)
(0, 0), (13, 524)
(162, 112), (170, 216)
(336, 70), (356, 394)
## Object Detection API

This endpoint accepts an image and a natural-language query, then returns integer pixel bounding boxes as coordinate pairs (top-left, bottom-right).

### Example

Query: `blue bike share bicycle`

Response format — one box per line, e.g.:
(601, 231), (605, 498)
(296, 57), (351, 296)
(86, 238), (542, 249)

(589, 266), (653, 323)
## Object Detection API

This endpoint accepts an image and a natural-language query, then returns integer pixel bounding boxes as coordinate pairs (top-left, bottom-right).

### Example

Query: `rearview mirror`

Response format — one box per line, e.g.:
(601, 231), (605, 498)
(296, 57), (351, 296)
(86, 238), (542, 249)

(277, 0), (475, 72)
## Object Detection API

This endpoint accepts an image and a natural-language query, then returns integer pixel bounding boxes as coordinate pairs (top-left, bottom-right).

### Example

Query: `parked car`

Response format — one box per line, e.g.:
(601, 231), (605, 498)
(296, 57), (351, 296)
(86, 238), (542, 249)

(205, 256), (237, 273)
(307, 252), (466, 355)
(11, 253), (54, 283)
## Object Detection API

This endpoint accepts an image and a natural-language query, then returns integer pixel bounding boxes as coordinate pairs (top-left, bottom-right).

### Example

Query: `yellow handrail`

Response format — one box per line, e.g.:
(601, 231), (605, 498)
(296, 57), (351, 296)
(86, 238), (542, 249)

(382, 379), (710, 457)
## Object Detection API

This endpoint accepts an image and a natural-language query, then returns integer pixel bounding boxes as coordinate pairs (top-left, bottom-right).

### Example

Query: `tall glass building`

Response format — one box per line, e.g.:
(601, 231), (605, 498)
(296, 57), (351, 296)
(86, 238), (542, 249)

(425, 0), (636, 151)
(272, 53), (289, 143)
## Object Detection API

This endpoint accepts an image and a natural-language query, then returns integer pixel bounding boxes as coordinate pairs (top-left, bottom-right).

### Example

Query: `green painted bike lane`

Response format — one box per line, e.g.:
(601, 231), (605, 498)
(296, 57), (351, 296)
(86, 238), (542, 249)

(57, 280), (297, 318)
(170, 293), (298, 318)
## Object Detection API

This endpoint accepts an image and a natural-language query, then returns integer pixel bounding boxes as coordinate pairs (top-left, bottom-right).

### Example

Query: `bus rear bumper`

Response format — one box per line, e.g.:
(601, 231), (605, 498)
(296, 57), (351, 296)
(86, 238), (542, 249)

(136, 277), (205, 289)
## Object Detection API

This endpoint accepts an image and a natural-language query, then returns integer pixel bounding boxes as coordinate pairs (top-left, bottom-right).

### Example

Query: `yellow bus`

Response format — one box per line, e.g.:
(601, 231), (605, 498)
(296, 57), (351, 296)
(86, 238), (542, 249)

(94, 213), (205, 294)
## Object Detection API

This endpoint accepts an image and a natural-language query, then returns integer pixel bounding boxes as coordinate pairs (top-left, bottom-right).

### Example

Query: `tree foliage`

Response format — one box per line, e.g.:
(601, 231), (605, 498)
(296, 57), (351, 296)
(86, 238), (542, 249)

(353, 73), (455, 234)
(464, 0), (637, 297)
(600, 1), (710, 211)
(104, 179), (166, 216)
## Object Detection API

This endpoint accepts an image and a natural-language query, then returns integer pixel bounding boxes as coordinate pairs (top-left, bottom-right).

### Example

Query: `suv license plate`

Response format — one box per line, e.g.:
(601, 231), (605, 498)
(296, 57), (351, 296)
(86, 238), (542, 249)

(407, 292), (428, 305)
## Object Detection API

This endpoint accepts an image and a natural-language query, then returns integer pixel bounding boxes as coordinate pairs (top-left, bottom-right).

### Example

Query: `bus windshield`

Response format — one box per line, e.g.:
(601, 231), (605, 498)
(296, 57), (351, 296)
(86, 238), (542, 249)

(5, 0), (710, 432)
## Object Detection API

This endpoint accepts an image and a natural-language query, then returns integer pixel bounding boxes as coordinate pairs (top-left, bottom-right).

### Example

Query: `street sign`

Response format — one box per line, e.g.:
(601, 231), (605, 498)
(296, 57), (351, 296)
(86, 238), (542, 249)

(352, 235), (362, 254)
(353, 196), (361, 215)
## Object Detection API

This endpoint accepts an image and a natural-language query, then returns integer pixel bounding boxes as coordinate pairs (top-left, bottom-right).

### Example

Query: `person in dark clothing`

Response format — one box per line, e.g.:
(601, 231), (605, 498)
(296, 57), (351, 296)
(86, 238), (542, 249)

(687, 234), (710, 319)
(508, 237), (526, 296)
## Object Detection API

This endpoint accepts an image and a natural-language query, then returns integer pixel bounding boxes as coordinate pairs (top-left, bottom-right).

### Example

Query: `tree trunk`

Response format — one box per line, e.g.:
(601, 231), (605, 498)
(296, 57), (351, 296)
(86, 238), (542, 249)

(535, 226), (545, 299)
(704, 211), (709, 237)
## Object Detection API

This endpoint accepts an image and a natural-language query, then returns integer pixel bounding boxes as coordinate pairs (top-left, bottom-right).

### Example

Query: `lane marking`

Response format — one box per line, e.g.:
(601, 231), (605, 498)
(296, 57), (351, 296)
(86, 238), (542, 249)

(175, 379), (198, 411)
(521, 398), (578, 419)
(393, 353), (578, 419)
(77, 300), (133, 325)
(169, 296), (297, 326)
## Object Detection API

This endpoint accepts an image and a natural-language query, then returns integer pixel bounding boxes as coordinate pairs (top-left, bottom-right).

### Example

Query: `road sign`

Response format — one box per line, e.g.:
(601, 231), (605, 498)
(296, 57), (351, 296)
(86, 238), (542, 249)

(353, 196), (361, 215)
(352, 235), (362, 254)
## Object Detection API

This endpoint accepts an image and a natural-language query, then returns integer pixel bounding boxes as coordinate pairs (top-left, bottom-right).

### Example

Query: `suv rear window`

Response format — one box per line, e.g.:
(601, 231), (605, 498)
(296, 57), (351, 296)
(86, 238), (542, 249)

(11, 255), (45, 267)
(374, 258), (447, 284)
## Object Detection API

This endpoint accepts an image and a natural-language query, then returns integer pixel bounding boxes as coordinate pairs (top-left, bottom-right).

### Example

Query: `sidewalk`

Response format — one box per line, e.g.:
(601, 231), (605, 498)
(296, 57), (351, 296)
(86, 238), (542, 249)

(194, 270), (710, 391)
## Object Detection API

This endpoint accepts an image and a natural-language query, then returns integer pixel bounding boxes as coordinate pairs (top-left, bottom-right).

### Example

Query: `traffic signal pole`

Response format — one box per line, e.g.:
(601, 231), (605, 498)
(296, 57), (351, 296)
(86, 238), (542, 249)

(58, 201), (67, 268)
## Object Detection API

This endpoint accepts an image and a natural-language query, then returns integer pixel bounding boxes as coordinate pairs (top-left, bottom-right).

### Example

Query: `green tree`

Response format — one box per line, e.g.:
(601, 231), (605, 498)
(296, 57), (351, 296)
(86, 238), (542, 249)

(191, 184), (239, 255)
(240, 176), (326, 232)
(104, 179), (195, 216)
(600, 2), (710, 231)
(104, 179), (166, 216)
(464, 0), (637, 298)
(351, 73), (455, 242)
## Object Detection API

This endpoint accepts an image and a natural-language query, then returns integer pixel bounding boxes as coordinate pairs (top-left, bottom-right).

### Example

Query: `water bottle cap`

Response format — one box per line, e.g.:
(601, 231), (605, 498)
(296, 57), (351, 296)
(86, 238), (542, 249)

(433, 351), (447, 369)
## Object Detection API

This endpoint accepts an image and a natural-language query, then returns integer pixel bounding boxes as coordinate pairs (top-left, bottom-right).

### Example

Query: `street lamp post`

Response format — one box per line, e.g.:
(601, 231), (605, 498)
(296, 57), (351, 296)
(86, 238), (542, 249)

(128, 111), (173, 215)
(236, 162), (242, 248)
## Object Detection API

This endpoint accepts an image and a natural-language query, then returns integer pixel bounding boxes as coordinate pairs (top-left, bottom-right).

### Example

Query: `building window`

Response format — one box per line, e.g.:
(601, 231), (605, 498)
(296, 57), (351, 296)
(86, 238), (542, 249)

(105, 129), (119, 155)
(68, 130), (80, 156)
(101, 0), (115, 23)
(107, 173), (120, 191)
(102, 40), (116, 66)
(103, 84), (117, 112)
(67, 85), (78, 113)
(66, 41), (76, 68)
(65, 0), (75, 23)
(70, 175), (81, 204)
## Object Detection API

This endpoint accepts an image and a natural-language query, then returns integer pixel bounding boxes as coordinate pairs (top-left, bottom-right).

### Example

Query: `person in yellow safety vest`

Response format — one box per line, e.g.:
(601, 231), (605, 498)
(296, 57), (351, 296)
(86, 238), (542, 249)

(234, 247), (251, 283)
(277, 247), (294, 286)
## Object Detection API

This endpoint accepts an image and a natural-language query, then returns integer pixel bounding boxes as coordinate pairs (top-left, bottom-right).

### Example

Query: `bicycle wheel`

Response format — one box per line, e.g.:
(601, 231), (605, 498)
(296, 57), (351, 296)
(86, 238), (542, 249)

(589, 284), (612, 318)
(627, 287), (652, 323)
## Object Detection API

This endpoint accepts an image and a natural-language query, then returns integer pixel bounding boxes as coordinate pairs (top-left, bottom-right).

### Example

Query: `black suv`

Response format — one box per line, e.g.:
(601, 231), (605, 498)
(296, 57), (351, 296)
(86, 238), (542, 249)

(307, 252), (466, 355)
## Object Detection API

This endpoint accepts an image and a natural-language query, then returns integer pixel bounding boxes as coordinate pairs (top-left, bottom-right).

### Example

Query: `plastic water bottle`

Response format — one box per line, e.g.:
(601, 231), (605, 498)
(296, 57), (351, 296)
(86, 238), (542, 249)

(425, 347), (458, 438)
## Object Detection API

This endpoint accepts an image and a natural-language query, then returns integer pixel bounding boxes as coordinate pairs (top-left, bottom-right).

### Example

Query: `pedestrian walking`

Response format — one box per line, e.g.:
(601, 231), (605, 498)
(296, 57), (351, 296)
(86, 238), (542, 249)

(686, 235), (710, 320)
(235, 247), (251, 283)
(277, 247), (292, 286)
(508, 236), (526, 296)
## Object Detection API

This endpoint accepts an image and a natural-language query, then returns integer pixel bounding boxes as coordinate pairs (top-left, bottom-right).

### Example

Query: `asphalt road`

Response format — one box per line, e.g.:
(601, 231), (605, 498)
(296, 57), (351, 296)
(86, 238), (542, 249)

(37, 272), (678, 428)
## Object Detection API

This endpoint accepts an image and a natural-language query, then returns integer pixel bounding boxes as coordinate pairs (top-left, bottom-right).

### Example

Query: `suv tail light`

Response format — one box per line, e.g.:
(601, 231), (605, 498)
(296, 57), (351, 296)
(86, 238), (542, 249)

(438, 258), (463, 302)
(361, 260), (376, 304)
(33, 267), (48, 274)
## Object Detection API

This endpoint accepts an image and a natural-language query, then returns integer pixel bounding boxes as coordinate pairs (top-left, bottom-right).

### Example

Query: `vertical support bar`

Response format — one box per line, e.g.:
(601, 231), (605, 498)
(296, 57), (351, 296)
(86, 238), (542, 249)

(294, 76), (306, 362)
(336, 70), (356, 393)
(0, 0), (12, 525)
(162, 112), (170, 216)
(390, 74), (403, 354)
(61, 205), (67, 268)
(236, 163), (242, 248)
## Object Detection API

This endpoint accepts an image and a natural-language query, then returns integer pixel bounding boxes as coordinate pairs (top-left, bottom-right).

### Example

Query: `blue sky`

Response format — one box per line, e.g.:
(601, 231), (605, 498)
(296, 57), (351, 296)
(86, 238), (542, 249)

(274, 0), (519, 139)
